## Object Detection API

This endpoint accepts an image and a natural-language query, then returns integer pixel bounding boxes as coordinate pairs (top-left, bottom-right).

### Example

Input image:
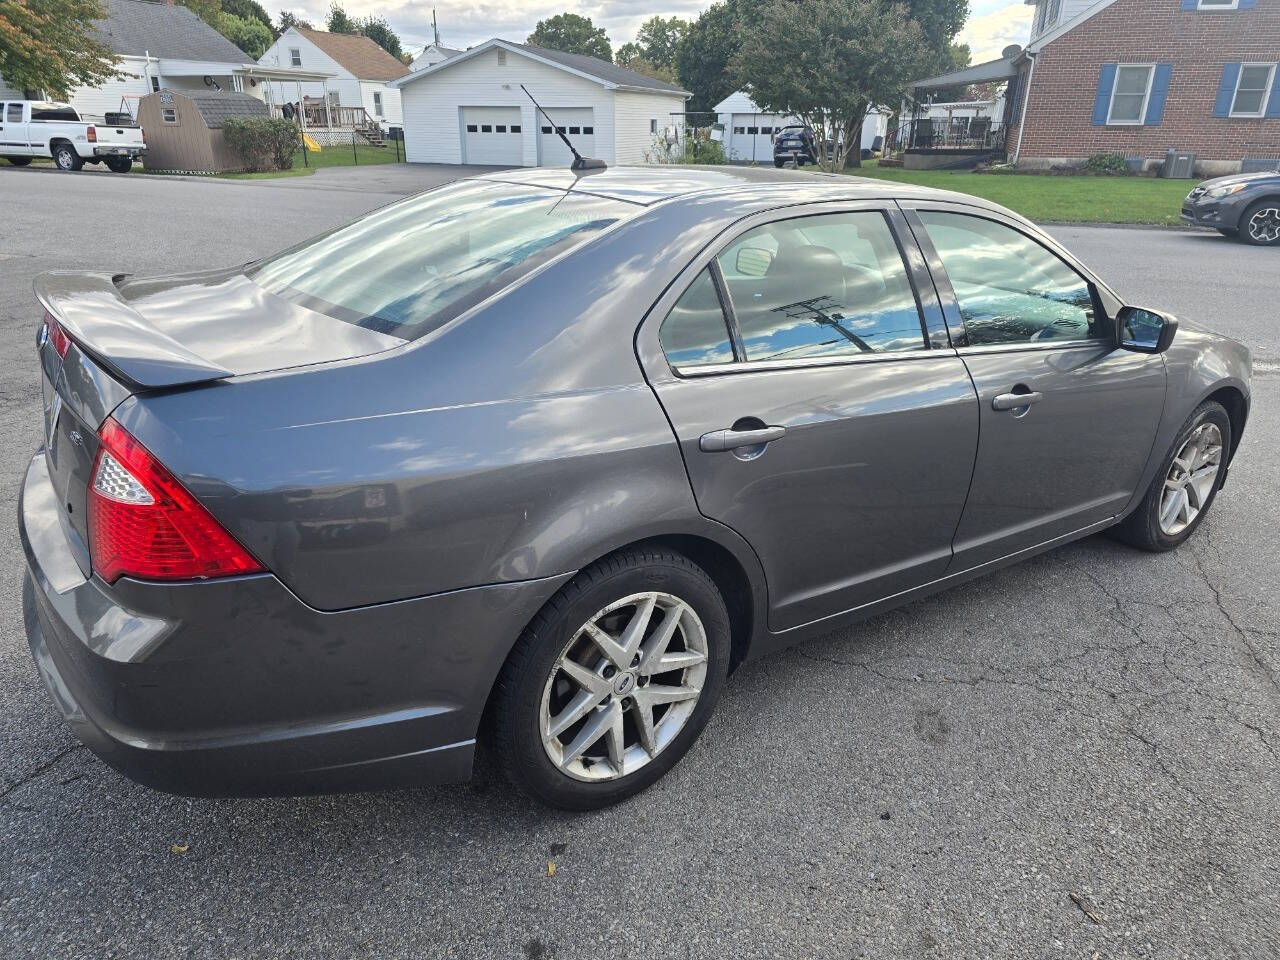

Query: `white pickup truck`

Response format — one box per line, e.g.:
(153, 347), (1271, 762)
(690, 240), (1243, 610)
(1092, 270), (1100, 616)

(1, 100), (146, 173)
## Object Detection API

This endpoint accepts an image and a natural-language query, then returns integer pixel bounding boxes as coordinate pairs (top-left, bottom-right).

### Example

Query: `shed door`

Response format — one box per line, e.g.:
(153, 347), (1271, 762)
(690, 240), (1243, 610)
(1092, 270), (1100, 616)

(461, 107), (522, 166)
(538, 108), (594, 166)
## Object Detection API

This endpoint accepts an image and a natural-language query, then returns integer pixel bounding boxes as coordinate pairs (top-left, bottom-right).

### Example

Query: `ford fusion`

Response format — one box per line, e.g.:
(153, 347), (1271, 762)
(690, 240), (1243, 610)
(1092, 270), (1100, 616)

(21, 168), (1251, 809)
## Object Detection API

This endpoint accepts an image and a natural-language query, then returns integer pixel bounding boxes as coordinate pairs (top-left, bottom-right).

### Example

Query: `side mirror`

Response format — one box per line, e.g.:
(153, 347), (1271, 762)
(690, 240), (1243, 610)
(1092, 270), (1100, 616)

(1117, 305), (1178, 354)
(735, 247), (774, 278)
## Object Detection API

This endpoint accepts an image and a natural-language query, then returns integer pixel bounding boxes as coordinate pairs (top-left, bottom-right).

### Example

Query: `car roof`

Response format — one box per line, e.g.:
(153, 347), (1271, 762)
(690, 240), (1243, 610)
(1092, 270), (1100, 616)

(477, 165), (1001, 214)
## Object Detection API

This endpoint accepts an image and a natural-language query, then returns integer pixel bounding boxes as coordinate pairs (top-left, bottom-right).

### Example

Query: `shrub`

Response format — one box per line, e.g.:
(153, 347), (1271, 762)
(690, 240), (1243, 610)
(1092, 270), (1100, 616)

(677, 137), (726, 165)
(1081, 152), (1129, 176)
(223, 116), (300, 172)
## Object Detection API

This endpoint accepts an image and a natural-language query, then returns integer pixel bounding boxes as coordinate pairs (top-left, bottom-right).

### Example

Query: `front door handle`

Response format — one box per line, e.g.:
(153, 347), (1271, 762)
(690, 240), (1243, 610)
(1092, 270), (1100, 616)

(992, 391), (1043, 411)
(700, 425), (786, 452)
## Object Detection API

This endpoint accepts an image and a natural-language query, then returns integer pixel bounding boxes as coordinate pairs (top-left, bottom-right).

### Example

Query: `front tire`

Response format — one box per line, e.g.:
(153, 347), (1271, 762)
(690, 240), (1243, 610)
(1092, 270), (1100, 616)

(490, 548), (731, 810)
(104, 156), (132, 173)
(52, 142), (82, 171)
(1240, 200), (1280, 246)
(1111, 401), (1231, 551)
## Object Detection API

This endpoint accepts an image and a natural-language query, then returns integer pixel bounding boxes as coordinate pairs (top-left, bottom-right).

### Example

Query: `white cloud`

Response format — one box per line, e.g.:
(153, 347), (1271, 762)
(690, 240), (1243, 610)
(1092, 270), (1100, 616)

(958, 3), (1033, 63)
(261, 0), (1032, 66)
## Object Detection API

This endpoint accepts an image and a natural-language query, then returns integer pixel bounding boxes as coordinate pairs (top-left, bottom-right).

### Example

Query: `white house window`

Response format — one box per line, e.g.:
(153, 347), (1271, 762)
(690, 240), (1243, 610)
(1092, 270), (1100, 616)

(1108, 64), (1155, 124)
(1196, 0), (1239, 8)
(650, 119), (658, 134)
(496, 49), (506, 65)
(373, 91), (384, 116)
(289, 48), (302, 67)
(1231, 63), (1275, 116)
(150, 76), (160, 92)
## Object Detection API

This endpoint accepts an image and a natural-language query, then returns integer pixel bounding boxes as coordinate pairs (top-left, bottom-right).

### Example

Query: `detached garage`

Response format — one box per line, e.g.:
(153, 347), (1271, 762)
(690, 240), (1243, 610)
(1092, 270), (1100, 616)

(392, 39), (690, 167)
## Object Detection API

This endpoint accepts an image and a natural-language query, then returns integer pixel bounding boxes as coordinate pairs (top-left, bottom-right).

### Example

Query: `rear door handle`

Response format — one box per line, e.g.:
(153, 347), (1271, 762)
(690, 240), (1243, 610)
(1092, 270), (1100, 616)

(699, 425), (786, 452)
(992, 391), (1043, 411)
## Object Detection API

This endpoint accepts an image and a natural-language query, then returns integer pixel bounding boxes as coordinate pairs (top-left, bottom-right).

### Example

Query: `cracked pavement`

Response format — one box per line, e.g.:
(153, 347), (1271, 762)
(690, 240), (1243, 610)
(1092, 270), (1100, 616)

(1, 166), (1277, 959)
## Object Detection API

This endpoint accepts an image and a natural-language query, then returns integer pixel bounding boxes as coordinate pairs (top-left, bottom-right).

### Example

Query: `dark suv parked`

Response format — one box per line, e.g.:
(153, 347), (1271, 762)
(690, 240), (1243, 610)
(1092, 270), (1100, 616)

(773, 125), (817, 167)
(1181, 171), (1280, 245)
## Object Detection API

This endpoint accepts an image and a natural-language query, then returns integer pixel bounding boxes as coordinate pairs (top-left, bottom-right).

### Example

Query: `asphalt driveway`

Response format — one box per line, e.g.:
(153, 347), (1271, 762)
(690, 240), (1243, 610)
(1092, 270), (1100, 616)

(1, 164), (1277, 959)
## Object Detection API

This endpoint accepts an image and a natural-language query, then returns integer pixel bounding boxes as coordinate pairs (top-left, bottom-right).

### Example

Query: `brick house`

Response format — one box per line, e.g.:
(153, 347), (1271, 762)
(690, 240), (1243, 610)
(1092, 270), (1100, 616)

(1008, 0), (1280, 174)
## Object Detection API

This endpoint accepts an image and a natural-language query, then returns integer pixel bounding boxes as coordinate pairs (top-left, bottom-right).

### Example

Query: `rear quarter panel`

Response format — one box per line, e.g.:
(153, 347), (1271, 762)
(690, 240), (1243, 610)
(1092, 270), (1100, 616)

(111, 192), (774, 612)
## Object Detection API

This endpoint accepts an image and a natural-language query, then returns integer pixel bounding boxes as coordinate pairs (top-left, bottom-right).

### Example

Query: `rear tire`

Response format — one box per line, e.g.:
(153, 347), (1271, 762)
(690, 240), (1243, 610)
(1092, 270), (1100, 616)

(104, 156), (132, 173)
(5, 156), (31, 166)
(774, 158), (784, 168)
(489, 547), (731, 810)
(52, 142), (82, 171)
(1110, 401), (1231, 552)
(1239, 199), (1280, 246)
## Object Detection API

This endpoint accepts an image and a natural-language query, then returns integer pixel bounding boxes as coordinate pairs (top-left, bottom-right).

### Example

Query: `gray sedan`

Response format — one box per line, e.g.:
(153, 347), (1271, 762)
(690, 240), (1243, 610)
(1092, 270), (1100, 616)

(20, 168), (1251, 810)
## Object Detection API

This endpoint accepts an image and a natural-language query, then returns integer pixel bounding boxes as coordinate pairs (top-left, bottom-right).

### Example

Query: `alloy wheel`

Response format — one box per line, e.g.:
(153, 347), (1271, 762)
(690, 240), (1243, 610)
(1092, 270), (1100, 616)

(1247, 206), (1280, 244)
(1159, 422), (1223, 536)
(539, 591), (708, 782)
(56, 149), (74, 170)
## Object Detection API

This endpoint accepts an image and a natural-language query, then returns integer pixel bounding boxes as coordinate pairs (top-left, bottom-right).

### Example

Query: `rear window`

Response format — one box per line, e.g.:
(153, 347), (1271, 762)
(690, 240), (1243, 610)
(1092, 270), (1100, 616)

(250, 180), (636, 340)
(31, 107), (80, 121)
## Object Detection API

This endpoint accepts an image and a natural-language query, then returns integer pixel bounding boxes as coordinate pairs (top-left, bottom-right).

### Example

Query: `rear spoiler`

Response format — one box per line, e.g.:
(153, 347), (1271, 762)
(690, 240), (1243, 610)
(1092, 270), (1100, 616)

(34, 271), (233, 389)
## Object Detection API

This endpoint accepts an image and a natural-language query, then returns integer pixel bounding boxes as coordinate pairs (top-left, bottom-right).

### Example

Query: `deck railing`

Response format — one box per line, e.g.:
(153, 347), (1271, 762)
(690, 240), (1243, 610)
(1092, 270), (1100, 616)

(268, 102), (379, 131)
(885, 117), (1008, 155)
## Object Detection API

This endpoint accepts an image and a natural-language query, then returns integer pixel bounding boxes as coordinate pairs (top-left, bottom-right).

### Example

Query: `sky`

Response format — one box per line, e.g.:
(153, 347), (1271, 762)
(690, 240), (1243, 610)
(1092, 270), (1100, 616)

(260, 0), (1032, 66)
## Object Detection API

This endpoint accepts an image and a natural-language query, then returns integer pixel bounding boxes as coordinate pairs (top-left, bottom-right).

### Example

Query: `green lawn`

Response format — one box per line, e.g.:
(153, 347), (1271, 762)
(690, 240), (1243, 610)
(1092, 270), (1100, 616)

(846, 162), (1193, 225)
(293, 142), (404, 169)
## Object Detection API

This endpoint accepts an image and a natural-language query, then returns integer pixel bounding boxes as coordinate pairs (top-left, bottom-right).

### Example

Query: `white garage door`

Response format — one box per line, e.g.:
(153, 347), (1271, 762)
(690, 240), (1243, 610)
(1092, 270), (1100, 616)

(461, 107), (522, 166)
(538, 108), (594, 166)
(727, 114), (788, 162)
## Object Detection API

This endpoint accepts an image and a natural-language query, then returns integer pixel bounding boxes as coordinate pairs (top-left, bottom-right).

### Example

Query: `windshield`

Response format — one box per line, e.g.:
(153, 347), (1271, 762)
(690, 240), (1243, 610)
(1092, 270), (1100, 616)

(251, 180), (636, 340)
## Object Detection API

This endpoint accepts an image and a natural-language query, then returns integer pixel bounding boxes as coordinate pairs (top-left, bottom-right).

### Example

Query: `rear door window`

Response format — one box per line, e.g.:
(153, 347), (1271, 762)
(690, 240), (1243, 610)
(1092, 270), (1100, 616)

(716, 211), (926, 361)
(6, 103), (23, 123)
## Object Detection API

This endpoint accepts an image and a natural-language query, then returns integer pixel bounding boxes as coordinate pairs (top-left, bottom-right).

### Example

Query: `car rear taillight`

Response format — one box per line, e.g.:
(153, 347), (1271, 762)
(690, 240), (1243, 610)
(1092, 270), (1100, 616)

(43, 311), (72, 358)
(87, 417), (263, 583)
(87, 126), (97, 143)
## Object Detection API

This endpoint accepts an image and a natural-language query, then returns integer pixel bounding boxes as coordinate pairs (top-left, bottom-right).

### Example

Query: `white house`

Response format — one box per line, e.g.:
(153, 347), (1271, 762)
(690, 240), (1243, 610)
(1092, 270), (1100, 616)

(411, 43), (462, 71)
(714, 91), (891, 162)
(259, 27), (410, 132)
(0, 0), (326, 121)
(391, 39), (691, 166)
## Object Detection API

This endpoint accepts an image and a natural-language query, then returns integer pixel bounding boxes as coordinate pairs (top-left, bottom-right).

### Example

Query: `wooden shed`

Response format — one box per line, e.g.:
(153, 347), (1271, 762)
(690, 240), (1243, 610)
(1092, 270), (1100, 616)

(138, 89), (270, 173)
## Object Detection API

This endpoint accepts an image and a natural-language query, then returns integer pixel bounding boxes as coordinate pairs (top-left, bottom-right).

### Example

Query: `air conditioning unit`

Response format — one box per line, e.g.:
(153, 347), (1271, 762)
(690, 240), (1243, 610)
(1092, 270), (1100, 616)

(1160, 149), (1195, 179)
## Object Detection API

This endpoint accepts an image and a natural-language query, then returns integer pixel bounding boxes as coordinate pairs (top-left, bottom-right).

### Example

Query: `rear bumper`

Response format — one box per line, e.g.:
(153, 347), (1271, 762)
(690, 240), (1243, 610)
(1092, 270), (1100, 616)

(19, 452), (570, 796)
(92, 146), (144, 159)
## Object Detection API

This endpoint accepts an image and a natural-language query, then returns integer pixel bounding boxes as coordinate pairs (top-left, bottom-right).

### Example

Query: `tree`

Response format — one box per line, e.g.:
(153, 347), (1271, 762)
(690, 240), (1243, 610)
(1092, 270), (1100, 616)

(220, 0), (270, 28)
(615, 41), (643, 67)
(676, 0), (743, 115)
(327, 2), (357, 34)
(277, 10), (312, 32)
(174, 0), (222, 26)
(635, 15), (687, 72)
(0, 0), (121, 100)
(526, 13), (611, 62)
(359, 15), (401, 57)
(732, 0), (929, 170)
(218, 11), (272, 58)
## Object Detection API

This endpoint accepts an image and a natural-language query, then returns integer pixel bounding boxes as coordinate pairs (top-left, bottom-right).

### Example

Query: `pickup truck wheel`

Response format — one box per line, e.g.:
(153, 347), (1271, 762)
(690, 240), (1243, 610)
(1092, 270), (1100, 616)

(52, 143), (82, 171)
(104, 156), (132, 173)
(5, 157), (32, 166)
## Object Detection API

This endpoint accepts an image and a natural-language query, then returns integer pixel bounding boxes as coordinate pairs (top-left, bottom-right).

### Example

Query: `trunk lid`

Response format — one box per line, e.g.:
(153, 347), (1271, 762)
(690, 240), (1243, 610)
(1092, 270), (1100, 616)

(35, 268), (404, 389)
(34, 268), (404, 579)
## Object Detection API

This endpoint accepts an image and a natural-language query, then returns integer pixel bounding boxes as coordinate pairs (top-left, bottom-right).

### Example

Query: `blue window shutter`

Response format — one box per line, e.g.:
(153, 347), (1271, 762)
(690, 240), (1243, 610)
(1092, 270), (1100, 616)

(1179, 0), (1196, 9)
(1145, 64), (1173, 124)
(1266, 66), (1280, 118)
(1213, 63), (1241, 117)
(1092, 64), (1117, 125)
(1239, 0), (1256, 9)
